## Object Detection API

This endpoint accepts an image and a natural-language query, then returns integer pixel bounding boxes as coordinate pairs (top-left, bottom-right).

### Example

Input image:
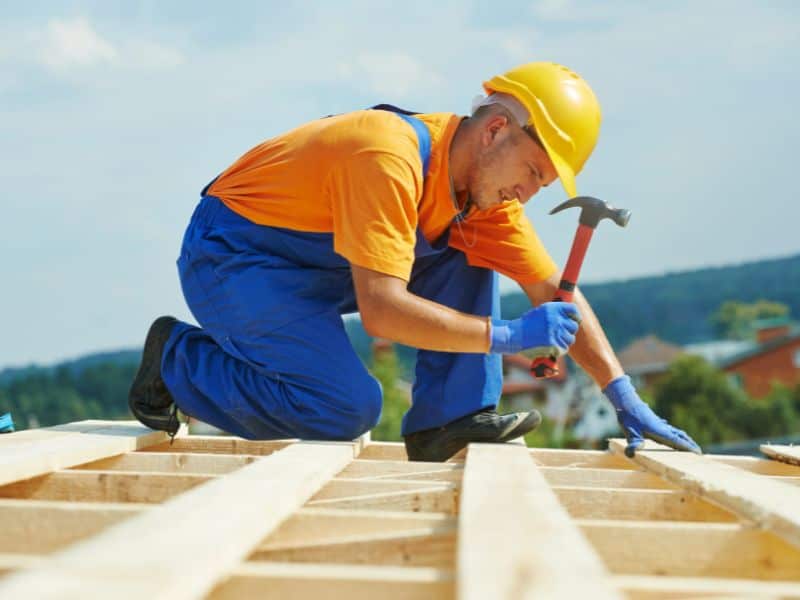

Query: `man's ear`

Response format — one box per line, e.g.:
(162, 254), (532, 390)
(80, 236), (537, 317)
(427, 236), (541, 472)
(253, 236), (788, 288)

(482, 114), (510, 146)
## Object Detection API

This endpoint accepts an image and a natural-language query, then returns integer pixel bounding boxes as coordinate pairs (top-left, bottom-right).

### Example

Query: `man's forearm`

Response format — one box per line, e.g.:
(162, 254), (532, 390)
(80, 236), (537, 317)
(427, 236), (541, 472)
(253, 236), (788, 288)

(352, 264), (492, 353)
(569, 288), (624, 388)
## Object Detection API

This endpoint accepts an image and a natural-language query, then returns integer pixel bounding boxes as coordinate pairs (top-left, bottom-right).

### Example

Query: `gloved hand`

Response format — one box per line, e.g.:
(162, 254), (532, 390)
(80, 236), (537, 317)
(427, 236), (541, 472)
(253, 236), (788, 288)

(603, 375), (702, 457)
(490, 302), (581, 355)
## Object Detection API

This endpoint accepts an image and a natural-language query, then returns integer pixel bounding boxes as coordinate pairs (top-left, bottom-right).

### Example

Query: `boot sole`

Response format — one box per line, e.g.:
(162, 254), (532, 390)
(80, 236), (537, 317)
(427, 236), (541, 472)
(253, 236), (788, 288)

(128, 316), (179, 434)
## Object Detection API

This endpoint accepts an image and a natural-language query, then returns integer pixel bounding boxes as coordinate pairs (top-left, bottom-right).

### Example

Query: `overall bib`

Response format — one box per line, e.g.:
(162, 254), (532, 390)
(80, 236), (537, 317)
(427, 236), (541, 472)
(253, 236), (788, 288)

(161, 107), (503, 440)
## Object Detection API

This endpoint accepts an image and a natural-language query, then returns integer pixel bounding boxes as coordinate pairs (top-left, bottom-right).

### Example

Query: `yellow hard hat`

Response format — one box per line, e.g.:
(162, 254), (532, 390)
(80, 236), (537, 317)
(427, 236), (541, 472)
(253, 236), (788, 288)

(484, 61), (602, 198)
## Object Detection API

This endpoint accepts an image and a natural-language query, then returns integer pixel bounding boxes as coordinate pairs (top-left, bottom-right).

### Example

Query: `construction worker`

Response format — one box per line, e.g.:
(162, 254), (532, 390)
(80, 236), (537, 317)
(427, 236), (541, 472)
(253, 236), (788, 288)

(129, 61), (701, 461)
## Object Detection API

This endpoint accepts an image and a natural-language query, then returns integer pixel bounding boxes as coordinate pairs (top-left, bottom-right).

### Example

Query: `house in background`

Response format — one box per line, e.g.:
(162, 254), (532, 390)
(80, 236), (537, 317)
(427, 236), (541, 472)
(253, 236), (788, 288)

(716, 318), (800, 398)
(620, 317), (800, 399)
(616, 335), (684, 389)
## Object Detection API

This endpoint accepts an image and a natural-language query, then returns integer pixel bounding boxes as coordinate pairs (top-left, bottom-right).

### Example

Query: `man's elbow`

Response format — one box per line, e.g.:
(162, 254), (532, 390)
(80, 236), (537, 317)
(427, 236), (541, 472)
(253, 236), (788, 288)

(360, 303), (388, 338)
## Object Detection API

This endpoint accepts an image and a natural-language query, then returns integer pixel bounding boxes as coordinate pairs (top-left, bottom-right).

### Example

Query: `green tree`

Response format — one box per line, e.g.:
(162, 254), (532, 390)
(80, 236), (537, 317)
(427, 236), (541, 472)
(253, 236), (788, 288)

(369, 344), (410, 441)
(710, 300), (789, 340)
(653, 355), (800, 447)
(652, 355), (750, 446)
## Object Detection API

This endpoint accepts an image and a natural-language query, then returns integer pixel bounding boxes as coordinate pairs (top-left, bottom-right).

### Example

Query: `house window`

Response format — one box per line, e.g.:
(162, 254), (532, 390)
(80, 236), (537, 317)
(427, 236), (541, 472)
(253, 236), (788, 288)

(794, 349), (800, 368)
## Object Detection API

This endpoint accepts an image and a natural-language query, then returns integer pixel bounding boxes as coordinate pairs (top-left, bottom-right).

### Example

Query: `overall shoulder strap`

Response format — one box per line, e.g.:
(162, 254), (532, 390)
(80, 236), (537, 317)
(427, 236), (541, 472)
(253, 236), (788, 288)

(370, 104), (431, 178)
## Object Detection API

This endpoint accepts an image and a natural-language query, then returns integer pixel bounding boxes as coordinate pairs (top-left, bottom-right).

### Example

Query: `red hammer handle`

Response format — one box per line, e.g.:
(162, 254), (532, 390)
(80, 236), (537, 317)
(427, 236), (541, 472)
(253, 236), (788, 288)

(530, 223), (595, 378)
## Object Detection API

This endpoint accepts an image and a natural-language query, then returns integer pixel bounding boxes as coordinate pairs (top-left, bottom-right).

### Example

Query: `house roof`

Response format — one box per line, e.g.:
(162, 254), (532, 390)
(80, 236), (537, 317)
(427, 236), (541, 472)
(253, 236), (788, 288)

(2, 420), (800, 598)
(684, 339), (757, 365)
(617, 335), (684, 375)
(719, 327), (800, 369)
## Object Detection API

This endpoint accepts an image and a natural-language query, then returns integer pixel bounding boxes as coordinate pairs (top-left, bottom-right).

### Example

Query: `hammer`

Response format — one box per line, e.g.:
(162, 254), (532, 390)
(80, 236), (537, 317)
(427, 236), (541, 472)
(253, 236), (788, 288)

(530, 196), (631, 378)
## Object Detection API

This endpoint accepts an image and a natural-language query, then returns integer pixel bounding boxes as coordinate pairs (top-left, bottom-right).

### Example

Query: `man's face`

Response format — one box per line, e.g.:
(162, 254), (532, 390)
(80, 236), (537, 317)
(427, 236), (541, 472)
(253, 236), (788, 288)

(466, 115), (559, 211)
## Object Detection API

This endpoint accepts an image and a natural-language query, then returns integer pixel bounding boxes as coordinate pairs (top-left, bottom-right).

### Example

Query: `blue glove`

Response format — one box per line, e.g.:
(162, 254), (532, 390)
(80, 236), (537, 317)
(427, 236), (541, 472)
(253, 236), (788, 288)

(604, 375), (702, 457)
(490, 302), (581, 355)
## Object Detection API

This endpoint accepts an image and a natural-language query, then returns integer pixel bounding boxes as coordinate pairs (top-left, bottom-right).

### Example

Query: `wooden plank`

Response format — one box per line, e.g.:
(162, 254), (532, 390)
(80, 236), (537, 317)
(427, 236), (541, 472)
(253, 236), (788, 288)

(458, 443), (621, 600)
(0, 421), (170, 487)
(711, 453), (800, 476)
(210, 562), (454, 600)
(262, 508), (455, 550)
(0, 470), (213, 503)
(530, 448), (635, 469)
(73, 452), (257, 474)
(338, 460), (464, 483)
(0, 440), (359, 599)
(553, 486), (737, 522)
(312, 478), (454, 501)
(252, 529), (456, 567)
(141, 436), (293, 455)
(0, 499), (144, 553)
(307, 486), (458, 514)
(615, 575), (800, 599)
(539, 467), (673, 489)
(0, 553), (43, 575)
(609, 438), (800, 547)
(579, 519), (800, 580)
(761, 444), (800, 468)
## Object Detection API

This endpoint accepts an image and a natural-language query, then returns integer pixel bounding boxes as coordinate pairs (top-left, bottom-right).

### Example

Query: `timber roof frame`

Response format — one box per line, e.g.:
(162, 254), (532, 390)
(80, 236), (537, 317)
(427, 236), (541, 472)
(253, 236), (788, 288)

(0, 420), (799, 598)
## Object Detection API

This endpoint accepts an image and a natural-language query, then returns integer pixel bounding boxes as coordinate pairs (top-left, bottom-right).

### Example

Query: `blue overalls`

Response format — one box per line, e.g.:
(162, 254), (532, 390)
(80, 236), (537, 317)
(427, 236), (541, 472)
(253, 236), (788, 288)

(161, 107), (503, 440)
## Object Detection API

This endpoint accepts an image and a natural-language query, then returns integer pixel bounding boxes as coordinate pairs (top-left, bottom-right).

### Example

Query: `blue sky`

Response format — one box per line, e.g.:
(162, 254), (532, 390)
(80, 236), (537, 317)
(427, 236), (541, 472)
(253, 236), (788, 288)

(1, 1), (798, 368)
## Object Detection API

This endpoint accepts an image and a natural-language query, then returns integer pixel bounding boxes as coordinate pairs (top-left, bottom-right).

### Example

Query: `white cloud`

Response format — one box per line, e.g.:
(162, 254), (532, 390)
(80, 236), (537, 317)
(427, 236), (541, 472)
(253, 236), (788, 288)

(40, 17), (118, 70)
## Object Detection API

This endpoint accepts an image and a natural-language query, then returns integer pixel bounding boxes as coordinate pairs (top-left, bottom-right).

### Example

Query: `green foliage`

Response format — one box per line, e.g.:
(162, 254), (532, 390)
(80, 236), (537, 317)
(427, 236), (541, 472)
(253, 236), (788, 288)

(369, 346), (410, 441)
(652, 355), (800, 447)
(521, 413), (583, 449)
(0, 362), (137, 429)
(710, 300), (789, 340)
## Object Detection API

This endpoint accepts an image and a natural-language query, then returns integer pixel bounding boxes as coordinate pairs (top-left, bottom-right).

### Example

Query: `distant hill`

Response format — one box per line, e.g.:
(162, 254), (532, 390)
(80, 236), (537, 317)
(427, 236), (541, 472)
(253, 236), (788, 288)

(0, 349), (141, 386)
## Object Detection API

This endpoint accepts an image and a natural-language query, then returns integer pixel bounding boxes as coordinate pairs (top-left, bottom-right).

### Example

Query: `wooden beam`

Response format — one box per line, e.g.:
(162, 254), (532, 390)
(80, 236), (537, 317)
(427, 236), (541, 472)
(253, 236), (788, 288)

(142, 436), (293, 456)
(458, 443), (621, 600)
(615, 575), (800, 599)
(0, 470), (213, 503)
(539, 467), (673, 489)
(0, 421), (170, 487)
(761, 444), (800, 468)
(312, 478), (455, 501)
(553, 486), (736, 522)
(530, 448), (635, 469)
(210, 562), (453, 600)
(338, 460), (464, 483)
(252, 529), (456, 567)
(0, 440), (360, 599)
(307, 485), (458, 514)
(262, 508), (455, 550)
(356, 441), (410, 461)
(578, 519), (800, 580)
(609, 438), (800, 547)
(73, 452), (257, 475)
(0, 499), (144, 553)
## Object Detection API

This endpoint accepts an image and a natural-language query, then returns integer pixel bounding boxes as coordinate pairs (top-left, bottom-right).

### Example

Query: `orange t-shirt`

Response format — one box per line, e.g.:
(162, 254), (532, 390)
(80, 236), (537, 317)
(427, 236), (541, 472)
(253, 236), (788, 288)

(207, 110), (557, 283)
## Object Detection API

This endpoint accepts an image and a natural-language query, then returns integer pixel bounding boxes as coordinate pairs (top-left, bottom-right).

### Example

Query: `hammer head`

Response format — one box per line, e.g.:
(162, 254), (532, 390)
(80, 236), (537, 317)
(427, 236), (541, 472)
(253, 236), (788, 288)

(550, 196), (631, 229)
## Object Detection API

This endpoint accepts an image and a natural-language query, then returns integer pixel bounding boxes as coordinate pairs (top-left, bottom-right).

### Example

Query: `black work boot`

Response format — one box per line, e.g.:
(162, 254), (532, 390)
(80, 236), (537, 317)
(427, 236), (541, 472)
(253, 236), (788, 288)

(403, 407), (542, 462)
(128, 316), (180, 436)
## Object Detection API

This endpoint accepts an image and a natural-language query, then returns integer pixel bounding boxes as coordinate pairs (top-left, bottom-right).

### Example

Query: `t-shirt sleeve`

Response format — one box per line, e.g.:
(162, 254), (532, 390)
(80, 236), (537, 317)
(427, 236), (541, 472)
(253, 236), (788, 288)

(325, 150), (422, 281)
(449, 200), (558, 284)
